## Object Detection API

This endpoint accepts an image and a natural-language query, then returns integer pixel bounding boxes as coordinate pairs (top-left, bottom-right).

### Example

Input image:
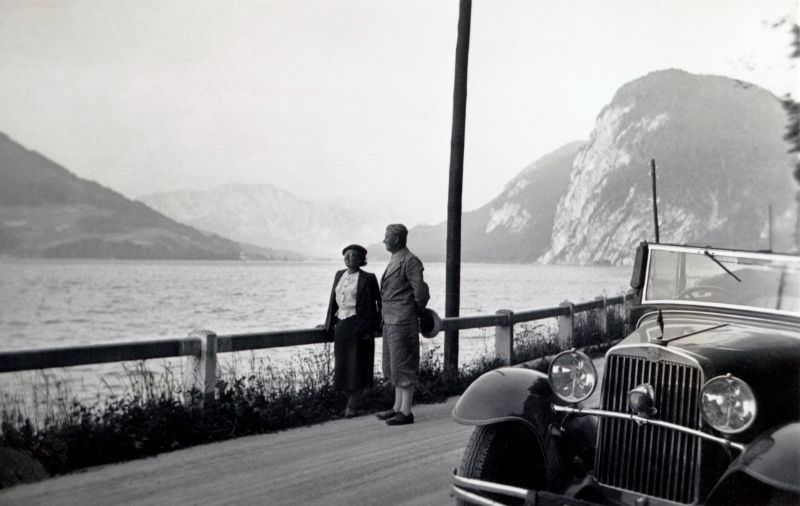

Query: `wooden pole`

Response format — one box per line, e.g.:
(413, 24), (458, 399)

(558, 301), (575, 349)
(189, 329), (217, 406)
(445, 0), (472, 373)
(494, 309), (514, 365)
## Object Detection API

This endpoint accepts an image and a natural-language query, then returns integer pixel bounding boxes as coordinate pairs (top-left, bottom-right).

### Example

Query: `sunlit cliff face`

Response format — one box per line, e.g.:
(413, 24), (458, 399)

(538, 69), (796, 266)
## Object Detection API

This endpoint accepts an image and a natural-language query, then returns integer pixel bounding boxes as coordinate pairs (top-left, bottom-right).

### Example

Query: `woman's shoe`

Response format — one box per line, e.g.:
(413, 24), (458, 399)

(375, 409), (396, 420)
(385, 412), (414, 425)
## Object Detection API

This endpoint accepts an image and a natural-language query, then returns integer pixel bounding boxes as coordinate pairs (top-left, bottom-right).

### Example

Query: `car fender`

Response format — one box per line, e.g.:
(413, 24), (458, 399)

(733, 422), (800, 493)
(452, 367), (598, 491)
(452, 367), (554, 430)
(708, 422), (800, 500)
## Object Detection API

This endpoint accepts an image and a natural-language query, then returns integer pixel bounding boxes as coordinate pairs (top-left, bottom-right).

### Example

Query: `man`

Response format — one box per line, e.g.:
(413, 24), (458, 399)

(376, 223), (430, 426)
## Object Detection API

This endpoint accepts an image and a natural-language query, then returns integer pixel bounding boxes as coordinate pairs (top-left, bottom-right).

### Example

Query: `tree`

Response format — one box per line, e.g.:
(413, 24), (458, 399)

(779, 22), (800, 250)
(782, 23), (800, 182)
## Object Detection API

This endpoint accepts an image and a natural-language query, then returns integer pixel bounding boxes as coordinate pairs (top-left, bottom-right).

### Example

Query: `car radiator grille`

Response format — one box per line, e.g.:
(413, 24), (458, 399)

(595, 353), (702, 504)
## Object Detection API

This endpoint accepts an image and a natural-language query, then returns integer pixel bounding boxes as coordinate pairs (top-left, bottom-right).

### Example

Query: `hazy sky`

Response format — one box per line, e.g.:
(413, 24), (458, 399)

(1, 0), (797, 226)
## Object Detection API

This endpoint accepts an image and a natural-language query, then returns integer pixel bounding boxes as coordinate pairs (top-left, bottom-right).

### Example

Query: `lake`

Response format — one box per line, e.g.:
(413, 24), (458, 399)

(0, 259), (630, 348)
(0, 259), (630, 410)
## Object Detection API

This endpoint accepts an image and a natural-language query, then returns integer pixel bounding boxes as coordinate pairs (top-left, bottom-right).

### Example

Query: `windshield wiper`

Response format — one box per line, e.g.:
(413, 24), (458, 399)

(704, 250), (742, 282)
(777, 268), (787, 310)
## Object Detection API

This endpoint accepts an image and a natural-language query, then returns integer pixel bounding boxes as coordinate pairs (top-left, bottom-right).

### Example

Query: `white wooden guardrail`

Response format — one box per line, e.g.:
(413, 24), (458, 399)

(0, 294), (632, 398)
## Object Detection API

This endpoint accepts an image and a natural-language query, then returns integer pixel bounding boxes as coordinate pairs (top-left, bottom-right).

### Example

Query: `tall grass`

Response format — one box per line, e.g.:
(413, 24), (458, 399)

(0, 305), (626, 488)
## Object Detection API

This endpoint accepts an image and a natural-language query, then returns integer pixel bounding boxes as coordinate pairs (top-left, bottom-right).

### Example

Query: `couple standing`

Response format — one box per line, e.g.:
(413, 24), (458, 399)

(323, 223), (429, 425)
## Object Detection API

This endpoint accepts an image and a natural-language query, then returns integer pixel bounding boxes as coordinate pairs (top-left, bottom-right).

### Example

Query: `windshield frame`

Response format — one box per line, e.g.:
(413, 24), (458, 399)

(641, 244), (800, 318)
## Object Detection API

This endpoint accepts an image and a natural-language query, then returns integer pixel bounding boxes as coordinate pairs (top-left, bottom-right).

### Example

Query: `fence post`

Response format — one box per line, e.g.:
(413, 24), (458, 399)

(495, 309), (514, 365)
(189, 329), (217, 404)
(594, 295), (608, 338)
(622, 291), (633, 335)
(558, 301), (574, 349)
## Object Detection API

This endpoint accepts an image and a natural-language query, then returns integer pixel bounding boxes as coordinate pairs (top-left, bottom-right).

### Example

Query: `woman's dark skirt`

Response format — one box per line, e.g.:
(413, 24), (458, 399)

(334, 316), (375, 391)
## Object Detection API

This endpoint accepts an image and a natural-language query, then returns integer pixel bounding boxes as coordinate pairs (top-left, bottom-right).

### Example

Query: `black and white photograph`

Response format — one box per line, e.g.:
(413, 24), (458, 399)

(1, 1), (798, 504)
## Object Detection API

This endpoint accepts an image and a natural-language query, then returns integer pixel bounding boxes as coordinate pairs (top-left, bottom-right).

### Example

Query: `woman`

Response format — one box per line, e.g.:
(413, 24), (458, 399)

(324, 244), (381, 417)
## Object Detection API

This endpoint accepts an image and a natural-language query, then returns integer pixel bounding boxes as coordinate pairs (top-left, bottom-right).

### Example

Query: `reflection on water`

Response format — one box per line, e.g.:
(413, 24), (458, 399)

(0, 259), (630, 408)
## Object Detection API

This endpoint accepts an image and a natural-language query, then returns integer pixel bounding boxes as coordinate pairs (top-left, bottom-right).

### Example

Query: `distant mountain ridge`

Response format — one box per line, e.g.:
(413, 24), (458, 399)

(0, 133), (304, 260)
(139, 183), (393, 258)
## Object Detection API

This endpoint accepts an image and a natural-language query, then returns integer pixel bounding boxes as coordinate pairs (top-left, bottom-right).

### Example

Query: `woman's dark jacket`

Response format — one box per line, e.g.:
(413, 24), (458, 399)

(324, 269), (382, 338)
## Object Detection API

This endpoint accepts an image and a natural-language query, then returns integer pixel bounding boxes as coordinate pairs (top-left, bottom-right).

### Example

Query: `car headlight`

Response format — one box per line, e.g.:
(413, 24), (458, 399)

(548, 350), (597, 403)
(700, 375), (756, 434)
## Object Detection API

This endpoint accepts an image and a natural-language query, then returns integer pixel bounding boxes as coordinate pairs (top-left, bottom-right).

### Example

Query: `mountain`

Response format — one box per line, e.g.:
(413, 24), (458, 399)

(540, 69), (797, 265)
(0, 133), (304, 260)
(400, 69), (797, 265)
(5, 69), (793, 264)
(395, 141), (583, 263)
(139, 184), (392, 258)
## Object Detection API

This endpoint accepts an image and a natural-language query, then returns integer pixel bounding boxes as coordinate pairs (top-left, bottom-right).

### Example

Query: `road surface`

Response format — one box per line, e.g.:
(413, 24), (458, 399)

(0, 397), (472, 506)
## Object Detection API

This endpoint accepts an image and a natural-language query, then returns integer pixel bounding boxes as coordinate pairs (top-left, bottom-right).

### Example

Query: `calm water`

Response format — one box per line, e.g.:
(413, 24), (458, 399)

(0, 259), (630, 348)
(0, 259), (629, 410)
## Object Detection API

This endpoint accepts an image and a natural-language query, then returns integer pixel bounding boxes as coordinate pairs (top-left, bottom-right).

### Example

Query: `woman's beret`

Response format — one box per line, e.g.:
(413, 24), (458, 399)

(342, 244), (368, 256)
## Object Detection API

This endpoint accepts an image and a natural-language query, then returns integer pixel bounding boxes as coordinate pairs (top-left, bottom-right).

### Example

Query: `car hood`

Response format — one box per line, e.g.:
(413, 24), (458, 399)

(620, 311), (800, 430)
(628, 311), (800, 375)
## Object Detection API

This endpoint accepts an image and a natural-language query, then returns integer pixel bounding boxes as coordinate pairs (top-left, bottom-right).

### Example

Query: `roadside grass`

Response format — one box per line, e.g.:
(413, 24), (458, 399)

(0, 305), (627, 488)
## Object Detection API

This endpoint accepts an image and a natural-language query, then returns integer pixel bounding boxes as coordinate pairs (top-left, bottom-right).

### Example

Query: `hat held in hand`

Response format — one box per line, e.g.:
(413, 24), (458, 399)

(419, 308), (443, 338)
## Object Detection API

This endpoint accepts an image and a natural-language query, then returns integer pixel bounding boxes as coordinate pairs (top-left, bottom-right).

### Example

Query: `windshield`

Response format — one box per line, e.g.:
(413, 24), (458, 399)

(642, 245), (800, 317)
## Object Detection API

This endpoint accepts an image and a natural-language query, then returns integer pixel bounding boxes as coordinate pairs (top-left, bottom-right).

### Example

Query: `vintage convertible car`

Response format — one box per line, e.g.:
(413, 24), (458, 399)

(452, 242), (800, 505)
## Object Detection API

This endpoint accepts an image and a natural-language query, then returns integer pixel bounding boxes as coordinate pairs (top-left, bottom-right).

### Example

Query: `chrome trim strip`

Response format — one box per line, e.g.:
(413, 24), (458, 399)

(554, 405), (745, 451)
(635, 309), (800, 330)
(642, 299), (800, 319)
(648, 243), (800, 263)
(453, 474), (528, 499)
(452, 487), (508, 506)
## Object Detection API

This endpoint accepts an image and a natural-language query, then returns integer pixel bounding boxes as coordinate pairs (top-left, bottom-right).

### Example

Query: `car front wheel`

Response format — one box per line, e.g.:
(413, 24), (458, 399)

(457, 422), (546, 506)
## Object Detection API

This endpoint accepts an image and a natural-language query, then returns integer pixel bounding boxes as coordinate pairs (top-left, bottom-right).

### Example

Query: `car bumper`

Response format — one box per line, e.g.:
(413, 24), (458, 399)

(453, 473), (602, 506)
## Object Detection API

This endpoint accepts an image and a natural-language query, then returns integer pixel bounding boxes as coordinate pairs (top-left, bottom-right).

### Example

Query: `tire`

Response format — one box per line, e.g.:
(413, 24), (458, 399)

(457, 422), (546, 506)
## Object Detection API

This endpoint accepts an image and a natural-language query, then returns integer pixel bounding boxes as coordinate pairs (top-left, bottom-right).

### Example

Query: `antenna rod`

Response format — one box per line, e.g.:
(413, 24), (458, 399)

(650, 159), (660, 243)
(768, 204), (773, 252)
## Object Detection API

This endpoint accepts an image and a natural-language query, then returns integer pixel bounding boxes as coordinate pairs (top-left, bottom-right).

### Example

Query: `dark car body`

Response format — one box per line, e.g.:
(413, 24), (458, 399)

(452, 243), (800, 505)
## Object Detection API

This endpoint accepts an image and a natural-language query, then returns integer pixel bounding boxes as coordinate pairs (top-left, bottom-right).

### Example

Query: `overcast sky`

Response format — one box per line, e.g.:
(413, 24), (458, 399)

(1, 0), (797, 226)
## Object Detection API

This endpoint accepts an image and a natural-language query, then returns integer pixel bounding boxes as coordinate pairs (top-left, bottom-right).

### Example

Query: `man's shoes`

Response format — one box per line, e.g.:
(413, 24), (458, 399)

(385, 412), (414, 425)
(375, 409), (396, 420)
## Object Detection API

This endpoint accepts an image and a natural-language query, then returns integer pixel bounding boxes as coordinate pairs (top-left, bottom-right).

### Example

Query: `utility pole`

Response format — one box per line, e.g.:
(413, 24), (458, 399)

(445, 0), (471, 374)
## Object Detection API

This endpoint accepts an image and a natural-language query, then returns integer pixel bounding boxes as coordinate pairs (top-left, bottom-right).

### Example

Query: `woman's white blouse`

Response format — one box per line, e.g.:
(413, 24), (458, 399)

(335, 270), (358, 320)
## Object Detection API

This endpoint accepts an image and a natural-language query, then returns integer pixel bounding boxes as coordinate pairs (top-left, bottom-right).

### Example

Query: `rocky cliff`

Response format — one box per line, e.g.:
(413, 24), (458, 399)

(540, 69), (796, 265)
(404, 70), (796, 265)
(405, 141), (583, 263)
